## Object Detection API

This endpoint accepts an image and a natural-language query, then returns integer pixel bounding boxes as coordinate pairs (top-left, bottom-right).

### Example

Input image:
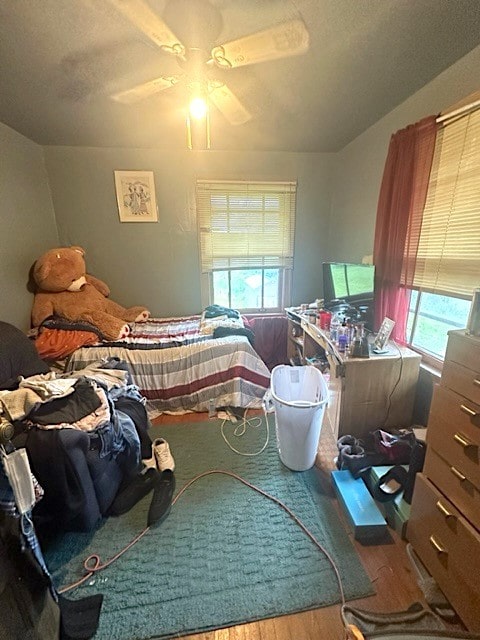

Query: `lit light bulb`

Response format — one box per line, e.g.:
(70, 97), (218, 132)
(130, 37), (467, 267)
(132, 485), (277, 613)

(189, 97), (208, 119)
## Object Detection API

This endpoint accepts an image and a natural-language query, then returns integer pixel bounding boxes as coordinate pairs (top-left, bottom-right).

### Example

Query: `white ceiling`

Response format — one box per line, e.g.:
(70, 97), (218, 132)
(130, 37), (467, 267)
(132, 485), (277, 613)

(1, 0), (479, 152)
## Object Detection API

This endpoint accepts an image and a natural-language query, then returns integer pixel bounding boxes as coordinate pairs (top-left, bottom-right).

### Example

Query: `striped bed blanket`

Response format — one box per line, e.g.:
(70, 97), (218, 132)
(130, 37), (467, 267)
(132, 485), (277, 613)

(65, 316), (271, 414)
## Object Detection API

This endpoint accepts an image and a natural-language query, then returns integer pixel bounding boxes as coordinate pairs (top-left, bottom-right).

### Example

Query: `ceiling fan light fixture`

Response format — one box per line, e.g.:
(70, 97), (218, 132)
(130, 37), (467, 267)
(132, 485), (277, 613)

(189, 96), (208, 119)
(107, 0), (309, 147)
(186, 103), (211, 150)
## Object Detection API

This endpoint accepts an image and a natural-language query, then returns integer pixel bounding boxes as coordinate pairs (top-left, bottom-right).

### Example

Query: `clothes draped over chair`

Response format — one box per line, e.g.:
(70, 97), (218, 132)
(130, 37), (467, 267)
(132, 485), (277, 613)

(3, 364), (143, 470)
(0, 321), (152, 534)
(4, 358), (151, 533)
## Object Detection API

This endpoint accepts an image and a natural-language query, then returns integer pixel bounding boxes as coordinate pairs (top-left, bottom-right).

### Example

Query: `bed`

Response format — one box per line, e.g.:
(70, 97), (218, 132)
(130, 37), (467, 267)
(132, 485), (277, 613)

(61, 315), (271, 414)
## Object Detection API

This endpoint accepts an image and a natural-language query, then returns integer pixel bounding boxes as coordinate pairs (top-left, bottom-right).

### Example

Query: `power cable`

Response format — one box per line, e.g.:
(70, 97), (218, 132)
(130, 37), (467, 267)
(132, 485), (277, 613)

(381, 340), (404, 428)
(58, 469), (348, 635)
(220, 402), (270, 456)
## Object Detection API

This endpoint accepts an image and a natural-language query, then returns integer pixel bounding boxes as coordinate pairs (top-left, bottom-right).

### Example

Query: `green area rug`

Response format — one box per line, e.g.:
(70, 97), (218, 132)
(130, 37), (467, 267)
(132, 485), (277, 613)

(45, 418), (374, 640)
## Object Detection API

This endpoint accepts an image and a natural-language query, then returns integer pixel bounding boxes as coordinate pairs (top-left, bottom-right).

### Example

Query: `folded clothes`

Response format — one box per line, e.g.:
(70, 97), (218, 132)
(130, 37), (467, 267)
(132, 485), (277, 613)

(203, 304), (240, 319)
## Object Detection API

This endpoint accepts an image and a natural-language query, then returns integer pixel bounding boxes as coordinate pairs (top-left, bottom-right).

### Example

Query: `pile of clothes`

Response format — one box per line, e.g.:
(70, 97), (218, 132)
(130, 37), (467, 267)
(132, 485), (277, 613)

(1, 358), (152, 534)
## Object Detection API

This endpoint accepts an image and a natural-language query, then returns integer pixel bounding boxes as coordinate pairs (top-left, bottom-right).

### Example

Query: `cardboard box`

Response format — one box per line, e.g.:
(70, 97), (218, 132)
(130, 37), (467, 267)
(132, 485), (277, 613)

(331, 470), (387, 543)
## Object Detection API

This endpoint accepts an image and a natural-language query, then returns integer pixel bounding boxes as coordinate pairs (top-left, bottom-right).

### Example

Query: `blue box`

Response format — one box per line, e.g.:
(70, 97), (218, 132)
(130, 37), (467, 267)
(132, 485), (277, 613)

(331, 470), (387, 542)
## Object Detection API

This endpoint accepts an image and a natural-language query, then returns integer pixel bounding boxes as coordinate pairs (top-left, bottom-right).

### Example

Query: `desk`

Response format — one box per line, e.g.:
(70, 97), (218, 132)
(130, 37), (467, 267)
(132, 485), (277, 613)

(286, 308), (421, 440)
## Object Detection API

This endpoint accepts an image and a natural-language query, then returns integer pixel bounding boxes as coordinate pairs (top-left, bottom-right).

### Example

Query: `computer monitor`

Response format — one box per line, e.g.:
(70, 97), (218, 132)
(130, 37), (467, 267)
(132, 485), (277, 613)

(322, 262), (375, 329)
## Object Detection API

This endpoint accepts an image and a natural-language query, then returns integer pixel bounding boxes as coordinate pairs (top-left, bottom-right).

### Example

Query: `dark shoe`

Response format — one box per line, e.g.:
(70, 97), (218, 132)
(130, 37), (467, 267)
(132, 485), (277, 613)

(108, 468), (160, 517)
(337, 434), (388, 476)
(336, 435), (365, 472)
(337, 435), (367, 474)
(147, 470), (175, 527)
(337, 435), (361, 454)
(403, 440), (426, 504)
(371, 465), (408, 502)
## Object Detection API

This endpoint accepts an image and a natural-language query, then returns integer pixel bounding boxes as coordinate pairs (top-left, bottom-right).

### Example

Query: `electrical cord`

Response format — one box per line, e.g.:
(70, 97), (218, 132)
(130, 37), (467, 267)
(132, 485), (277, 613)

(381, 339), (404, 428)
(220, 402), (270, 456)
(57, 469), (347, 634)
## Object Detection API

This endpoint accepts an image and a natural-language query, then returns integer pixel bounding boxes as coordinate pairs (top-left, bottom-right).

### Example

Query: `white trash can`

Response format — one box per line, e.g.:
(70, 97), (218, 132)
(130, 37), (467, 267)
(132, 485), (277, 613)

(265, 365), (329, 471)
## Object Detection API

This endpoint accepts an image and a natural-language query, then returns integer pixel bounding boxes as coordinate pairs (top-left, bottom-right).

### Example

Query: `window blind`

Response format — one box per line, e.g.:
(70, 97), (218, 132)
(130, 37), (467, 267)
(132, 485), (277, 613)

(196, 180), (297, 272)
(410, 108), (480, 297)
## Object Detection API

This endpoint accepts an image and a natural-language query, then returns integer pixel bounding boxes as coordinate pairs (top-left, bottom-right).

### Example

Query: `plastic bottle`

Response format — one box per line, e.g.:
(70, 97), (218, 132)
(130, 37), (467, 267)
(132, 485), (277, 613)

(320, 310), (332, 331)
(337, 328), (348, 353)
(329, 314), (341, 343)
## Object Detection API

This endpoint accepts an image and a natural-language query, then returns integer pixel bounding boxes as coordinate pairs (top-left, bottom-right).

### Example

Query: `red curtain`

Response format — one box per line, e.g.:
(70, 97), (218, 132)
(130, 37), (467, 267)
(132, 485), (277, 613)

(373, 116), (437, 342)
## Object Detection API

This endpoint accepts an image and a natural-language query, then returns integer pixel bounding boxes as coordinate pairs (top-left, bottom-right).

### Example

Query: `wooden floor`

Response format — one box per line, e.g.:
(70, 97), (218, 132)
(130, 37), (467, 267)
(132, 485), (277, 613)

(151, 410), (430, 640)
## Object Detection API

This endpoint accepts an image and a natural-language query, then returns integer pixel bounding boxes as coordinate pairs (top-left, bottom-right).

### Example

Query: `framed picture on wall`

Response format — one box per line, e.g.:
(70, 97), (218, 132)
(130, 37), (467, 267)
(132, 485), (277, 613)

(114, 170), (158, 222)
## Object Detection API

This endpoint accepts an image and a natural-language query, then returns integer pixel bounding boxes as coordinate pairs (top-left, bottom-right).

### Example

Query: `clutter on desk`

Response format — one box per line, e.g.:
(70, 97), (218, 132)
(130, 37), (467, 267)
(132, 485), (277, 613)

(292, 299), (371, 358)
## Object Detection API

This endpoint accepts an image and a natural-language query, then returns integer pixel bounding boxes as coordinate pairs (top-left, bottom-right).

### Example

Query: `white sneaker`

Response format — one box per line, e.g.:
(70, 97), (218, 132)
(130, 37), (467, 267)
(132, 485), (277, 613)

(153, 438), (175, 472)
(141, 454), (157, 471)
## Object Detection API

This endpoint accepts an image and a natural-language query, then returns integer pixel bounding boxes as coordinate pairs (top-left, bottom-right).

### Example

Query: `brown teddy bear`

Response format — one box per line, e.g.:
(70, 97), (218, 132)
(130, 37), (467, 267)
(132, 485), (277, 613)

(31, 246), (150, 340)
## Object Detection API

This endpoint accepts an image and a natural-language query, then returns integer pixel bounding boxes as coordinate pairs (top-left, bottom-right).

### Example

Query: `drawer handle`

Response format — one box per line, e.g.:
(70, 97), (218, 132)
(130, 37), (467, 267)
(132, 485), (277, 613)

(429, 535), (448, 556)
(435, 500), (457, 522)
(460, 404), (478, 418)
(474, 378), (480, 387)
(450, 466), (467, 482)
(453, 432), (477, 450)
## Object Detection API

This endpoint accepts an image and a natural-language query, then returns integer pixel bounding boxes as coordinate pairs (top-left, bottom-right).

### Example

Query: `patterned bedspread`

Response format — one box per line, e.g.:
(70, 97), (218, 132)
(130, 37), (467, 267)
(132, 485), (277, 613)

(65, 316), (271, 413)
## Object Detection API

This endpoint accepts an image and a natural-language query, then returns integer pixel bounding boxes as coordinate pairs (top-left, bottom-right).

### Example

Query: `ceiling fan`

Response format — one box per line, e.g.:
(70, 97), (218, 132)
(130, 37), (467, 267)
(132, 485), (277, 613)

(107, 0), (310, 126)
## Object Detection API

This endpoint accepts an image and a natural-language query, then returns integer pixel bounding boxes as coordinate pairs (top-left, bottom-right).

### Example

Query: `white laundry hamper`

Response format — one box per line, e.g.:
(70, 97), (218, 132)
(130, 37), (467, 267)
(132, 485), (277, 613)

(265, 365), (329, 471)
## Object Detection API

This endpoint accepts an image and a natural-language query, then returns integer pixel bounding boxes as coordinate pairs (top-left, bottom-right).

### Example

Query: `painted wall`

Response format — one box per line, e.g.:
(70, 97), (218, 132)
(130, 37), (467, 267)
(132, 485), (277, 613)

(0, 123), (58, 330)
(2, 44), (479, 326)
(43, 148), (333, 316)
(328, 45), (480, 262)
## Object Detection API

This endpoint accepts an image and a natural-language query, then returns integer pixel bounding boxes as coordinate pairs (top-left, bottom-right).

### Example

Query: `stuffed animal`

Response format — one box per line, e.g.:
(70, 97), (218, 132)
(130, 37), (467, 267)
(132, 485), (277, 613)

(31, 246), (150, 340)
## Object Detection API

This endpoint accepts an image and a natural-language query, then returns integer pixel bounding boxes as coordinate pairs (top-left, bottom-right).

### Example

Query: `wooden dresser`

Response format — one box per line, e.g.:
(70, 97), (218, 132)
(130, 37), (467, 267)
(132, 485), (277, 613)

(407, 330), (480, 632)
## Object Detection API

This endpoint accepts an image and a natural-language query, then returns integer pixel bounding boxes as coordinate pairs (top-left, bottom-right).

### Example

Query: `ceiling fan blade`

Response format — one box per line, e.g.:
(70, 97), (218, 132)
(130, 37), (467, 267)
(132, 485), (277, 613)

(211, 18), (309, 69)
(208, 83), (252, 125)
(112, 75), (182, 104)
(107, 0), (185, 57)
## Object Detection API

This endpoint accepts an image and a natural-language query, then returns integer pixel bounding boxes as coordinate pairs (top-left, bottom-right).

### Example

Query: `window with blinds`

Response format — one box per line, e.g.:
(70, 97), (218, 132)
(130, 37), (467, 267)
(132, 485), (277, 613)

(196, 180), (297, 310)
(404, 103), (480, 361)
(411, 107), (480, 297)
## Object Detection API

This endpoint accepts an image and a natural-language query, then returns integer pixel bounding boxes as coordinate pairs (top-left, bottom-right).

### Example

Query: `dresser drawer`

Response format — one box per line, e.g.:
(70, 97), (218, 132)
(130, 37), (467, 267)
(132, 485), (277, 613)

(424, 447), (480, 531)
(442, 359), (480, 406)
(427, 386), (480, 490)
(407, 473), (480, 631)
(445, 330), (480, 376)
